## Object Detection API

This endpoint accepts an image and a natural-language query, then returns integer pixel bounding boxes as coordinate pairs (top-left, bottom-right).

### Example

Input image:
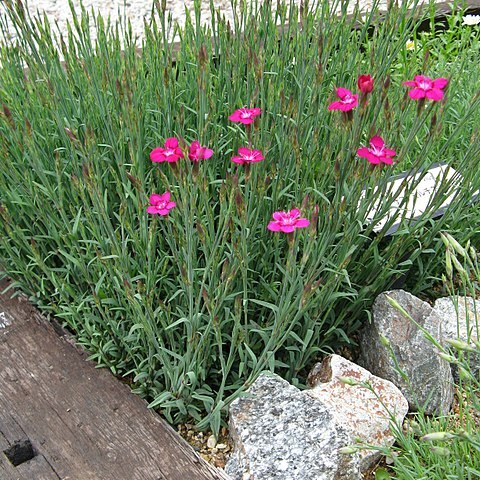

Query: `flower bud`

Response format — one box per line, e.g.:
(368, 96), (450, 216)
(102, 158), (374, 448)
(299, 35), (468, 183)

(446, 338), (476, 352)
(429, 446), (451, 456)
(357, 74), (374, 94)
(337, 376), (361, 386)
(421, 431), (454, 442)
(338, 446), (358, 455)
(437, 352), (457, 364)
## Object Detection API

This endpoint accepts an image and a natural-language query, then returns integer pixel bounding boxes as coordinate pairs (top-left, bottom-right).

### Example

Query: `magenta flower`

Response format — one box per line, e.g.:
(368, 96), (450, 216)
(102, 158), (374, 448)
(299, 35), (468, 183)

(402, 75), (448, 101)
(267, 209), (310, 233)
(228, 107), (262, 125)
(231, 147), (264, 165)
(357, 136), (396, 165)
(328, 88), (359, 112)
(357, 75), (374, 94)
(188, 141), (213, 162)
(150, 137), (184, 163)
(147, 192), (176, 216)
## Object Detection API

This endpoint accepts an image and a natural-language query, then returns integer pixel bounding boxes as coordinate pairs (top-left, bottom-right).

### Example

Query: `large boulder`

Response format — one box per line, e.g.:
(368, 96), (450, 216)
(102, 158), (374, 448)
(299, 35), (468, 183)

(225, 373), (361, 480)
(359, 290), (454, 415)
(306, 354), (408, 471)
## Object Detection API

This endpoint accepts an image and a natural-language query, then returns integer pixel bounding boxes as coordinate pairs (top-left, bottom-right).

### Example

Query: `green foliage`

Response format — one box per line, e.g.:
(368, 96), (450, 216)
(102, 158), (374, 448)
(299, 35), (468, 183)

(0, 0), (479, 432)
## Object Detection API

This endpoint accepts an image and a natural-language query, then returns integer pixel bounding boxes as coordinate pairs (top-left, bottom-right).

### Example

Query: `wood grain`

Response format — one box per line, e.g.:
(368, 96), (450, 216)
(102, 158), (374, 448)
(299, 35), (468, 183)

(0, 278), (230, 480)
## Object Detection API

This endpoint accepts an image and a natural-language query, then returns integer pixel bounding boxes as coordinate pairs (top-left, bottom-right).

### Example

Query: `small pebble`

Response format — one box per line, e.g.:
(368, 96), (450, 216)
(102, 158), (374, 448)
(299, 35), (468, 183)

(207, 434), (217, 449)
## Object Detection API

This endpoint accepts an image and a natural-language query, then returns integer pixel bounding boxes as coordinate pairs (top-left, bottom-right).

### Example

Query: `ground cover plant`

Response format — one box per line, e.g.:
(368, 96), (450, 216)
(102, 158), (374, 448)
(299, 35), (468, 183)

(0, 0), (479, 435)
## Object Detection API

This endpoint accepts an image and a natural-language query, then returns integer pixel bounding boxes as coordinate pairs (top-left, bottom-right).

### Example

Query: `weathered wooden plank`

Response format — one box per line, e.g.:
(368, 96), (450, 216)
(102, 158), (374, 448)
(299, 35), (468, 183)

(0, 277), (230, 480)
(14, 455), (60, 480)
(0, 453), (27, 480)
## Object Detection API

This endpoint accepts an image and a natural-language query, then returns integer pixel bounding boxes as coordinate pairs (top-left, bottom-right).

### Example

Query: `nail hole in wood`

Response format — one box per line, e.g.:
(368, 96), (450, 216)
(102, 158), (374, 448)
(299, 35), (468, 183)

(3, 439), (36, 466)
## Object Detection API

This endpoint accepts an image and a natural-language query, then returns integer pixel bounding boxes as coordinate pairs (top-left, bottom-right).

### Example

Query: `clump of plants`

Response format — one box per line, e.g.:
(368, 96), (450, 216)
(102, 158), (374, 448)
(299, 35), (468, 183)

(0, 0), (479, 433)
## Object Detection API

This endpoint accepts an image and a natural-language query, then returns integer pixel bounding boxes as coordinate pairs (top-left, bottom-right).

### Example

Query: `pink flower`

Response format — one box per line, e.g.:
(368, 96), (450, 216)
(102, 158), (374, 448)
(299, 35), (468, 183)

(267, 209), (310, 233)
(150, 137), (184, 163)
(328, 88), (359, 112)
(228, 107), (262, 124)
(357, 136), (396, 165)
(147, 192), (176, 216)
(357, 74), (374, 94)
(231, 147), (264, 165)
(402, 75), (448, 101)
(188, 141), (213, 161)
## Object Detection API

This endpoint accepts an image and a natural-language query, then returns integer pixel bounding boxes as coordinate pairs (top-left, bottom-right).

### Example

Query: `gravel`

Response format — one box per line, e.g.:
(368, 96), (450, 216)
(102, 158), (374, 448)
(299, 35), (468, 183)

(1, 0), (404, 45)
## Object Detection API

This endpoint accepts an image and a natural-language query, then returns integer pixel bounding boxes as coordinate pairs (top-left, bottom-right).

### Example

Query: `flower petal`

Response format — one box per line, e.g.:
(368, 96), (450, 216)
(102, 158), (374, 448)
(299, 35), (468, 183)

(369, 136), (385, 149)
(150, 148), (165, 162)
(328, 101), (344, 111)
(409, 88), (426, 100)
(159, 191), (171, 201)
(414, 75), (431, 83)
(165, 137), (179, 149)
(383, 148), (396, 156)
(267, 221), (281, 231)
(228, 111), (241, 122)
(280, 225), (296, 233)
(231, 156), (245, 164)
(336, 87), (353, 99)
(238, 147), (252, 156)
(426, 88), (444, 101)
(295, 218), (310, 228)
(432, 77), (448, 89)
(149, 193), (162, 203)
(356, 147), (370, 159)
(203, 148), (214, 159)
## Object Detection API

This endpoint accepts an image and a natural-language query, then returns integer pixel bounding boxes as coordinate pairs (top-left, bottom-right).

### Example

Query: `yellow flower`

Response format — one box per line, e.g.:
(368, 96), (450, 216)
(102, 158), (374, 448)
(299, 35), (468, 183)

(405, 39), (415, 51)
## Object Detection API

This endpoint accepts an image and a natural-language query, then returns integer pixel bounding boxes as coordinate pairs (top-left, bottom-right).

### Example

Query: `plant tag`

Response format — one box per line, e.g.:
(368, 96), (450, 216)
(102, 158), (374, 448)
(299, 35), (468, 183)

(361, 164), (473, 235)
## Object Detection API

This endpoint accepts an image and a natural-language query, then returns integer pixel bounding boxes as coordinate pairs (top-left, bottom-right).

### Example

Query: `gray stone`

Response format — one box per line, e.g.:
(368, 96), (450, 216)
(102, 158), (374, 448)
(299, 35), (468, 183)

(306, 354), (408, 472)
(225, 373), (361, 480)
(359, 289), (454, 415)
(434, 296), (480, 379)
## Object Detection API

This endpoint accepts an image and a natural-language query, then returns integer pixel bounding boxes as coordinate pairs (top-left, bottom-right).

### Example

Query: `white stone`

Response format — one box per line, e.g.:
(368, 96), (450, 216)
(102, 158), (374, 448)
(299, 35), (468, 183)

(433, 296), (480, 379)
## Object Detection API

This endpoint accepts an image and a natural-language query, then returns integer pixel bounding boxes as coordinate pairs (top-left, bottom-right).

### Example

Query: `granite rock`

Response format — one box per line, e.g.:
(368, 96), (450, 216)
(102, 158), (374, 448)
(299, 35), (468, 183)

(359, 289), (454, 415)
(225, 373), (361, 480)
(306, 354), (408, 471)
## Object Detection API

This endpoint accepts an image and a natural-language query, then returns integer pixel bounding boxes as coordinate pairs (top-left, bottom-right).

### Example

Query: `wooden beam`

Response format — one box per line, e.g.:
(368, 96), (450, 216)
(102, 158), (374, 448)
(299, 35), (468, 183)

(0, 278), (230, 480)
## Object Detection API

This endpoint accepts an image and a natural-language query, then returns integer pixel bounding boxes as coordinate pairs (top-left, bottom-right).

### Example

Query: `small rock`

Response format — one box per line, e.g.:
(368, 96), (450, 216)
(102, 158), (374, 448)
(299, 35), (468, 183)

(216, 443), (227, 450)
(207, 434), (217, 449)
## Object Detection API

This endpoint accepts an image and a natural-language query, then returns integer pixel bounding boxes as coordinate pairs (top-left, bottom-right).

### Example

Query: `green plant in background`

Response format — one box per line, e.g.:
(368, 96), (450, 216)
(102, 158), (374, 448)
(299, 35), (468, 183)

(0, 0), (479, 434)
